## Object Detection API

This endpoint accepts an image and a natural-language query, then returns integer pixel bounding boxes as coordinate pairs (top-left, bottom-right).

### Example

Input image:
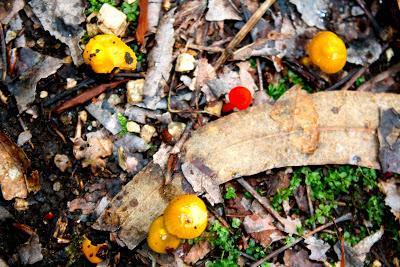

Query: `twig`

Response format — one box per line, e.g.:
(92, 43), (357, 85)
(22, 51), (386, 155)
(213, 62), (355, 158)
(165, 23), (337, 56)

(325, 68), (361, 91)
(358, 63), (400, 91)
(213, 0), (276, 70)
(341, 67), (367, 91)
(52, 79), (129, 114)
(0, 23), (7, 81)
(251, 213), (352, 267)
(256, 58), (263, 91)
(305, 185), (315, 229)
(237, 178), (287, 228)
(187, 43), (224, 53)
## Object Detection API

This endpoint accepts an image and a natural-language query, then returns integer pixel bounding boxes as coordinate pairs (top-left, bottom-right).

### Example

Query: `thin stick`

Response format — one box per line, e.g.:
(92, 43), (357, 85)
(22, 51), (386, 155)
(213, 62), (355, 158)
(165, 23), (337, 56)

(325, 68), (361, 91)
(0, 23), (7, 81)
(341, 66), (367, 91)
(358, 63), (400, 91)
(251, 213), (352, 267)
(354, 0), (383, 39)
(213, 0), (276, 70)
(256, 58), (263, 91)
(187, 43), (224, 53)
(237, 178), (287, 227)
(306, 185), (315, 229)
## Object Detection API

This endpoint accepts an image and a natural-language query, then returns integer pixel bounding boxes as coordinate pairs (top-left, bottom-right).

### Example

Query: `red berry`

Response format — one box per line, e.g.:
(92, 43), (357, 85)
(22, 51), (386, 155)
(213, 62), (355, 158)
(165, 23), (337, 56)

(44, 212), (55, 220)
(224, 86), (252, 112)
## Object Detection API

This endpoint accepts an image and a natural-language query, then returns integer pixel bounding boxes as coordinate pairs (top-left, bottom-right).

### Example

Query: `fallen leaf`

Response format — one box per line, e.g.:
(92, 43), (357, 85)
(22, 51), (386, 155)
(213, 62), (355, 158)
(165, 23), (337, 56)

(289, 0), (329, 29)
(7, 48), (63, 112)
(237, 62), (257, 95)
(0, 131), (29, 200)
(378, 108), (400, 174)
(184, 241), (211, 265)
(29, 0), (85, 65)
(205, 0), (242, 21)
(284, 248), (323, 267)
(379, 178), (400, 220)
(18, 233), (43, 265)
(183, 86), (400, 203)
(353, 228), (384, 262)
(347, 38), (382, 65)
(243, 214), (276, 233)
(136, 0), (148, 44)
(143, 9), (175, 109)
(72, 129), (113, 173)
(304, 236), (330, 262)
(94, 164), (187, 249)
(0, 206), (14, 222)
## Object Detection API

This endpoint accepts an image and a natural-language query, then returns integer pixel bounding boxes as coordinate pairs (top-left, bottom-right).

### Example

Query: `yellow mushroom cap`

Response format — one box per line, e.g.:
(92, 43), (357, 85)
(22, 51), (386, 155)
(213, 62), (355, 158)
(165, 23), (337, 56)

(307, 31), (347, 74)
(83, 34), (137, 74)
(81, 237), (108, 264)
(147, 216), (181, 254)
(163, 194), (208, 239)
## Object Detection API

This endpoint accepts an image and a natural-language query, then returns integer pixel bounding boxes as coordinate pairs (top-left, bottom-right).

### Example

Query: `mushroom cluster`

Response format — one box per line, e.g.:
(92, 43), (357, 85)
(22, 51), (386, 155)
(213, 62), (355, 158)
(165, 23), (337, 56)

(147, 194), (208, 254)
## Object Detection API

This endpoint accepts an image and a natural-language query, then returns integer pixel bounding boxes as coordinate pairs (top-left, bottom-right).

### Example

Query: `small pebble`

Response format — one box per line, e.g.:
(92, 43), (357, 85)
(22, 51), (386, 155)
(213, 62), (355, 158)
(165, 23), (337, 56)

(79, 110), (88, 123)
(108, 94), (122, 106)
(65, 78), (77, 89)
(91, 121), (98, 127)
(39, 91), (48, 99)
(53, 181), (62, 192)
(175, 53), (196, 72)
(168, 122), (186, 140)
(204, 101), (223, 117)
(127, 121), (141, 133)
(98, 3), (128, 36)
(140, 125), (156, 143)
(36, 38), (45, 48)
(126, 79), (144, 104)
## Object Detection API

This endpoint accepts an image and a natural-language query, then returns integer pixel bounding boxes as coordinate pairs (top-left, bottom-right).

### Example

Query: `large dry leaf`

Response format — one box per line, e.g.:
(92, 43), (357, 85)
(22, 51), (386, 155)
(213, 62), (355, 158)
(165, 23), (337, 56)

(0, 131), (30, 200)
(29, 0), (85, 65)
(183, 86), (400, 203)
(94, 163), (186, 249)
(143, 9), (175, 109)
(8, 48), (63, 112)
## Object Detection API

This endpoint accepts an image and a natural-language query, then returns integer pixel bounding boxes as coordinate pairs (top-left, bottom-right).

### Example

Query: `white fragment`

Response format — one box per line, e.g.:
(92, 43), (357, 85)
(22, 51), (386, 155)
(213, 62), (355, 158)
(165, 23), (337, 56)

(175, 53), (196, 72)
(124, 0), (137, 3)
(127, 121), (141, 133)
(79, 110), (87, 123)
(17, 130), (32, 146)
(206, 0), (242, 21)
(39, 91), (48, 99)
(168, 122), (186, 140)
(127, 79), (144, 104)
(54, 154), (72, 172)
(140, 125), (156, 143)
(66, 78), (77, 89)
(386, 48), (394, 62)
(53, 181), (62, 192)
(98, 3), (128, 36)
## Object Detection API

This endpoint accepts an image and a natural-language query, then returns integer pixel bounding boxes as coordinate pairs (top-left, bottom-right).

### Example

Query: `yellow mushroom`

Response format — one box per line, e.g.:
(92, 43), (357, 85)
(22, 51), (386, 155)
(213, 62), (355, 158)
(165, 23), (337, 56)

(147, 216), (181, 254)
(83, 34), (137, 74)
(81, 237), (108, 264)
(163, 194), (208, 239)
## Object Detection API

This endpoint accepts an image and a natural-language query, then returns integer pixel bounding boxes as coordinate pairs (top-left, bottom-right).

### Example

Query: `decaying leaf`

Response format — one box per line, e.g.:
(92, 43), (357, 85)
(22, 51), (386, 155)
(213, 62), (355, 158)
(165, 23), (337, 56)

(18, 233), (43, 265)
(0, 131), (30, 200)
(284, 248), (322, 267)
(304, 236), (330, 262)
(289, 0), (329, 29)
(378, 108), (400, 173)
(183, 86), (400, 203)
(205, 0), (242, 21)
(72, 129), (113, 173)
(7, 48), (63, 112)
(29, 0), (85, 65)
(143, 9), (175, 109)
(184, 241), (211, 265)
(94, 164), (187, 249)
(0, 0), (24, 24)
(379, 178), (400, 220)
(347, 38), (383, 65)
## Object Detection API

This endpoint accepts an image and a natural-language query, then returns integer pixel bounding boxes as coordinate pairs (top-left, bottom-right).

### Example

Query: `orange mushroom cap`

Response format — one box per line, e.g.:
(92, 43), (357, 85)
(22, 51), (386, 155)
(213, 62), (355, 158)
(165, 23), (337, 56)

(222, 86), (252, 112)
(307, 31), (347, 74)
(147, 216), (181, 254)
(81, 237), (108, 264)
(163, 194), (208, 239)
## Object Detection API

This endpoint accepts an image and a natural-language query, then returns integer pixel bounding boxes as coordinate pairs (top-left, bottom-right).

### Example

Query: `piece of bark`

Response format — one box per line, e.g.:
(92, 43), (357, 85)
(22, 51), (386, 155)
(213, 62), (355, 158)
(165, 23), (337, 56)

(94, 163), (187, 249)
(0, 131), (30, 200)
(378, 108), (400, 173)
(183, 86), (400, 203)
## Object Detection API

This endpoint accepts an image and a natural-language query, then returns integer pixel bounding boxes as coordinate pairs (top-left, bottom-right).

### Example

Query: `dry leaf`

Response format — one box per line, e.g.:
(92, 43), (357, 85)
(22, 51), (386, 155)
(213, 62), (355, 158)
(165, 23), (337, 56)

(183, 86), (400, 203)
(0, 131), (29, 200)
(72, 129), (113, 173)
(379, 178), (400, 220)
(143, 9), (175, 109)
(18, 233), (43, 265)
(94, 164), (187, 249)
(243, 214), (276, 233)
(184, 241), (211, 265)
(7, 48), (63, 112)
(205, 0), (242, 21)
(304, 236), (330, 262)
(29, 0), (85, 65)
(284, 248), (322, 267)
(353, 228), (384, 262)
(289, 0), (329, 29)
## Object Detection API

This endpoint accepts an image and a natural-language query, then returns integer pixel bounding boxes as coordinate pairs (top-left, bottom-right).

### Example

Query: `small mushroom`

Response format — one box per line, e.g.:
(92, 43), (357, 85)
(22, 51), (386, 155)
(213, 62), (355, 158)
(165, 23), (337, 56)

(307, 31), (347, 74)
(147, 216), (181, 254)
(163, 194), (208, 239)
(222, 86), (253, 113)
(81, 237), (108, 264)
